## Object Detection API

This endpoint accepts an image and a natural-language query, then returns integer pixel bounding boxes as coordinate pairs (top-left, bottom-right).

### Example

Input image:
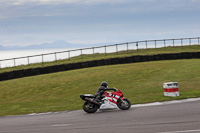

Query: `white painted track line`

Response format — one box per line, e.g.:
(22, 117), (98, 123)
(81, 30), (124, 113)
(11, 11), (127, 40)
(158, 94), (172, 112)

(158, 129), (200, 133)
(131, 97), (200, 108)
(26, 97), (200, 116)
(51, 124), (72, 127)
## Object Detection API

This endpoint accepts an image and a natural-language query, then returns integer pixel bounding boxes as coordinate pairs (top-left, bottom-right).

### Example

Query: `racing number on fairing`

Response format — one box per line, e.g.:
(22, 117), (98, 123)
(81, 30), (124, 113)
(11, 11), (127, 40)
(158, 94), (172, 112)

(112, 94), (117, 102)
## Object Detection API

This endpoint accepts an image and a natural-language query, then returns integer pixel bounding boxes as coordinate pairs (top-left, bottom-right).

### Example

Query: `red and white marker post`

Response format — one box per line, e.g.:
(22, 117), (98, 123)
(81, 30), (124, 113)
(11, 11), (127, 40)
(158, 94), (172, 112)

(163, 82), (179, 97)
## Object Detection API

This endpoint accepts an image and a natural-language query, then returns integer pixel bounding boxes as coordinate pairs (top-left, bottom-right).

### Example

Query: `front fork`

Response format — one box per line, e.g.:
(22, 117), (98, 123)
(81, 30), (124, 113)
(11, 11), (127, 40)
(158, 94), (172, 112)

(119, 98), (129, 106)
(119, 98), (126, 104)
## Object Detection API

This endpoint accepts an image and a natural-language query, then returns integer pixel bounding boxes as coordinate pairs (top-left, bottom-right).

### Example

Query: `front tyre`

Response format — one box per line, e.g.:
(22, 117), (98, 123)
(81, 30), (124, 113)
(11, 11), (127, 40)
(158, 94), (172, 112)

(83, 101), (99, 113)
(117, 99), (131, 110)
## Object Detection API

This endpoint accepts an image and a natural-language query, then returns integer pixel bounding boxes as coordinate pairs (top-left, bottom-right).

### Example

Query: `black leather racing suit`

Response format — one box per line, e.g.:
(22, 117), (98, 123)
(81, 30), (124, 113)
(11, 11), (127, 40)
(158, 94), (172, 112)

(95, 86), (116, 101)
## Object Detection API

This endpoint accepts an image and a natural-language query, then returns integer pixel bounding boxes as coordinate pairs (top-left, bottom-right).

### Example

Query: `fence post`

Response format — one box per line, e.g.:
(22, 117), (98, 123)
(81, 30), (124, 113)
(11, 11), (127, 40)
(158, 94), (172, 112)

(42, 54), (44, 65)
(146, 41), (147, 49)
(136, 42), (138, 50)
(27, 56), (30, 65)
(164, 40), (166, 47)
(68, 51), (70, 60)
(155, 40), (157, 48)
(127, 42), (129, 53)
(93, 47), (95, 55)
(81, 49), (83, 58)
(189, 38), (191, 45)
(116, 44), (118, 54)
(173, 39), (174, 47)
(105, 46), (107, 56)
(181, 38), (183, 46)
(14, 58), (16, 67)
(55, 52), (57, 62)
(198, 37), (200, 45)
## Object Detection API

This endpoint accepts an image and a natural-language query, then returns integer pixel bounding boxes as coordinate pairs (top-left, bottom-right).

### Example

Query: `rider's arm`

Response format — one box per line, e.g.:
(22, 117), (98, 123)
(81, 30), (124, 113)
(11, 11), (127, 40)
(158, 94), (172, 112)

(105, 88), (117, 91)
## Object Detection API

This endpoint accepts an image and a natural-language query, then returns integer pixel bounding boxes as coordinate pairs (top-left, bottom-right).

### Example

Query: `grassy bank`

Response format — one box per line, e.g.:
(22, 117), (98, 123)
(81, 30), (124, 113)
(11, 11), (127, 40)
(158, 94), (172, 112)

(0, 59), (200, 116)
(1, 45), (200, 73)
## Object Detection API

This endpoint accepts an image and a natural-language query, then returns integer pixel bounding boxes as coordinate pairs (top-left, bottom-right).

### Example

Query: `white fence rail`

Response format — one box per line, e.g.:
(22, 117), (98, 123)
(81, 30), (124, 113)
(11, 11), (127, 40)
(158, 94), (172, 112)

(0, 37), (199, 68)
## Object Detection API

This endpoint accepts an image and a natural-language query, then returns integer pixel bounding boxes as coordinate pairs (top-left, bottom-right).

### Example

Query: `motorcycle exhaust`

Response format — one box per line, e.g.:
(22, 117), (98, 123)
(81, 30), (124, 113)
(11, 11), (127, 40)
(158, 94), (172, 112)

(85, 97), (100, 105)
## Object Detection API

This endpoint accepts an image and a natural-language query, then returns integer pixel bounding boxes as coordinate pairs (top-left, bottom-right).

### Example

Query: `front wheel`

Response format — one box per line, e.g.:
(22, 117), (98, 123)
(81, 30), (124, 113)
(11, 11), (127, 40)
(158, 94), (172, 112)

(117, 99), (131, 110)
(83, 101), (99, 113)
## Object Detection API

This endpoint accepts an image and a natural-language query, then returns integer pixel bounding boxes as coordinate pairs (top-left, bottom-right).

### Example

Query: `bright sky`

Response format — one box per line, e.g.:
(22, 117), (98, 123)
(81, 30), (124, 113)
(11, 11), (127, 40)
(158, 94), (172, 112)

(0, 0), (200, 47)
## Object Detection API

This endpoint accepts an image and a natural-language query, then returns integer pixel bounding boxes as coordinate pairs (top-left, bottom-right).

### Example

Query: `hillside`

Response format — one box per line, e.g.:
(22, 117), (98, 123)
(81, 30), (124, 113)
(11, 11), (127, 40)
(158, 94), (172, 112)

(0, 59), (200, 116)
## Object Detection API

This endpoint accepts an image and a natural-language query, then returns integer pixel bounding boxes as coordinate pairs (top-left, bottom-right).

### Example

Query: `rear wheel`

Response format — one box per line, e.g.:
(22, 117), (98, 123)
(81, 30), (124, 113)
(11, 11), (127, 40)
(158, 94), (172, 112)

(117, 99), (131, 110)
(83, 101), (99, 113)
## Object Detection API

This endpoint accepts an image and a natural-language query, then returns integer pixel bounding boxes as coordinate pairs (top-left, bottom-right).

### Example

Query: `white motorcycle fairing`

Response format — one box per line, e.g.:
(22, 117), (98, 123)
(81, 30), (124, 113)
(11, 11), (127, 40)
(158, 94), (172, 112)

(100, 97), (118, 110)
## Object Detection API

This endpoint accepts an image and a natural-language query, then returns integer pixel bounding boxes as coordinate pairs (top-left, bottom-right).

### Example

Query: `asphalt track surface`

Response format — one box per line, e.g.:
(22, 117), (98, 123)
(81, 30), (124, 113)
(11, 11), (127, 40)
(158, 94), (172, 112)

(0, 99), (200, 133)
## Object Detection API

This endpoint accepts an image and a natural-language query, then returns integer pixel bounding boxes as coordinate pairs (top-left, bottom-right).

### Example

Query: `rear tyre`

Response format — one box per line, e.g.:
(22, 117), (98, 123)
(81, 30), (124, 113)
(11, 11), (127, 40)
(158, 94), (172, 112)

(117, 99), (131, 110)
(83, 101), (99, 113)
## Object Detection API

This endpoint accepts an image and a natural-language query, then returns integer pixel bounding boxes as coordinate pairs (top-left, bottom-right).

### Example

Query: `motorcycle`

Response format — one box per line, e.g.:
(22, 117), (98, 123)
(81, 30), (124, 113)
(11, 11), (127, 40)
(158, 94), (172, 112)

(80, 89), (131, 113)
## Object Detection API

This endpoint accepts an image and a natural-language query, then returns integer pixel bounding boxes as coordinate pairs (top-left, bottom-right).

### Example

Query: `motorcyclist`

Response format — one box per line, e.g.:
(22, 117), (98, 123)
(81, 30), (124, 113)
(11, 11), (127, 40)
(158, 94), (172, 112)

(95, 81), (116, 102)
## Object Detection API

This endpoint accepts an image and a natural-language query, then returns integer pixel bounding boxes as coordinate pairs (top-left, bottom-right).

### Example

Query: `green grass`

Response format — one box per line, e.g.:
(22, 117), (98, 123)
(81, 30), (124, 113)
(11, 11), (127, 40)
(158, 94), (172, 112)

(0, 59), (200, 116)
(1, 45), (200, 73)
